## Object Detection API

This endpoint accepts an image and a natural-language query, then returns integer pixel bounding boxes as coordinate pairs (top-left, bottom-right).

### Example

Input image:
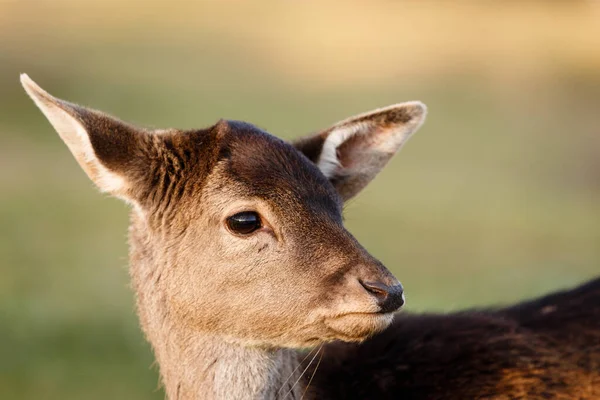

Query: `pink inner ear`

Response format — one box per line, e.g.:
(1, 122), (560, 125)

(335, 125), (385, 171)
(335, 148), (344, 168)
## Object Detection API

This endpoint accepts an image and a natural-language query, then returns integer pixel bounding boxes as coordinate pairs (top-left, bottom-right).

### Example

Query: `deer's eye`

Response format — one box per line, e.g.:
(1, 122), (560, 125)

(226, 211), (262, 235)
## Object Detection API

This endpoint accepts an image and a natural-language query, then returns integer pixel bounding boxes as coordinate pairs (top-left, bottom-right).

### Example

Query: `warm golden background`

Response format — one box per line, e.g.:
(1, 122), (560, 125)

(1, 1), (599, 398)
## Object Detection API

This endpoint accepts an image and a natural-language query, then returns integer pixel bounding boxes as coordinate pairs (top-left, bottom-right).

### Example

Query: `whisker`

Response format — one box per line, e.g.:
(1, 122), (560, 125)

(282, 345), (323, 399)
(277, 346), (318, 394)
(301, 346), (324, 399)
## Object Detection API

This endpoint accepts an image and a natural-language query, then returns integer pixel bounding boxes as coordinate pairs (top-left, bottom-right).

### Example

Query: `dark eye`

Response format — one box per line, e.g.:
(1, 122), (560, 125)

(226, 211), (262, 235)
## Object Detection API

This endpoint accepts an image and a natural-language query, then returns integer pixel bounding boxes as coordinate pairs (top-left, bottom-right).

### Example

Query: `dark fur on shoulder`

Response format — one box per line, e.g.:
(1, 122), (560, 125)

(306, 278), (600, 399)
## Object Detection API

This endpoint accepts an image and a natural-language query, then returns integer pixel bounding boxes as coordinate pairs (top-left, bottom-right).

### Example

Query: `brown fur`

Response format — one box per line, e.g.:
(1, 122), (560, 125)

(21, 74), (599, 399)
(305, 278), (600, 399)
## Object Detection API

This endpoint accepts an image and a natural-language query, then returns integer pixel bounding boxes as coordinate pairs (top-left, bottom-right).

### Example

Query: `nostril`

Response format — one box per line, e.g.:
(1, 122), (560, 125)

(382, 283), (405, 313)
(360, 281), (390, 301)
(360, 280), (405, 313)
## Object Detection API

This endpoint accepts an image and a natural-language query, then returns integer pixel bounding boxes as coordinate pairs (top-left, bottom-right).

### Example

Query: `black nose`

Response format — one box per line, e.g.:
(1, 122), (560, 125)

(360, 281), (405, 313)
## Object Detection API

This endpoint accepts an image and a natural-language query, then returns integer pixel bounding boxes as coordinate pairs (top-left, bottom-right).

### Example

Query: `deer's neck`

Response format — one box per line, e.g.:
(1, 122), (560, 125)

(154, 332), (302, 400)
(128, 218), (304, 400)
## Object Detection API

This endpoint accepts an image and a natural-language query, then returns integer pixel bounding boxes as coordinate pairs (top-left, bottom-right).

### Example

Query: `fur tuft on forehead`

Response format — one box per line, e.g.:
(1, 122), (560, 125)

(217, 120), (343, 216)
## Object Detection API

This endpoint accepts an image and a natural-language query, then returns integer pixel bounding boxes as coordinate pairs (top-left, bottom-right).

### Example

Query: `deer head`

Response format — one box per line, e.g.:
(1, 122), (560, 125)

(21, 74), (426, 349)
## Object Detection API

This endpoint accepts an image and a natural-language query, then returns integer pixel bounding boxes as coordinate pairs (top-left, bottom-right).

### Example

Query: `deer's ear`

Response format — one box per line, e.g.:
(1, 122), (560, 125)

(21, 74), (152, 205)
(293, 102), (427, 201)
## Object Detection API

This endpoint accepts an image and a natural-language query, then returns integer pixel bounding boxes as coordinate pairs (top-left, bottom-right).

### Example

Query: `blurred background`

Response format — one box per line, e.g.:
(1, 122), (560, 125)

(1, 0), (599, 398)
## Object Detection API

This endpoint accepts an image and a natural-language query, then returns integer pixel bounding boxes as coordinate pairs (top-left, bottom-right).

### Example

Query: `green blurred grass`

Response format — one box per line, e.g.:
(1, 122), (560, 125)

(1, 3), (599, 399)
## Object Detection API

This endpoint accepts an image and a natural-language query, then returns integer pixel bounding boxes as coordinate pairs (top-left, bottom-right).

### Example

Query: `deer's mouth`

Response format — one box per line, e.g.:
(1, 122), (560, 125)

(324, 312), (394, 342)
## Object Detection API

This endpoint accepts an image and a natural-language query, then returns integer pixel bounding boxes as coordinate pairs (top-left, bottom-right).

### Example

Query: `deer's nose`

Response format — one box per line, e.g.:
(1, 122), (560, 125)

(360, 280), (405, 313)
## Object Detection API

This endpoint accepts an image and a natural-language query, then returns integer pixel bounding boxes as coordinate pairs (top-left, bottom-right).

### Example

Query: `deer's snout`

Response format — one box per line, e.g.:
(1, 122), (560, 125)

(360, 280), (405, 313)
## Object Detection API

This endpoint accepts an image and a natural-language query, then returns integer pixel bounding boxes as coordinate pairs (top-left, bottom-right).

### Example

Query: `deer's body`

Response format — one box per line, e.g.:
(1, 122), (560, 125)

(308, 277), (600, 399)
(21, 74), (599, 399)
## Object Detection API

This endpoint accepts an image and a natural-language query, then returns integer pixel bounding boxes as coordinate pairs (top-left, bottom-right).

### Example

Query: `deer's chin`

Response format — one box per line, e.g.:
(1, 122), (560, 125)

(324, 312), (395, 342)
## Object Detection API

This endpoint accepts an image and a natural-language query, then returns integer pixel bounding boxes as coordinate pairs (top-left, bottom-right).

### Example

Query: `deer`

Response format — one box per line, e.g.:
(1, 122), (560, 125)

(21, 74), (599, 400)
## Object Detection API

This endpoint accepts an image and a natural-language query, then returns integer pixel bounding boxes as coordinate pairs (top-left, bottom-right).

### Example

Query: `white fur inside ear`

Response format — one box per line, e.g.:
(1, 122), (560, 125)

(21, 74), (126, 195)
(315, 102), (427, 179)
(317, 123), (365, 178)
(52, 106), (125, 194)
